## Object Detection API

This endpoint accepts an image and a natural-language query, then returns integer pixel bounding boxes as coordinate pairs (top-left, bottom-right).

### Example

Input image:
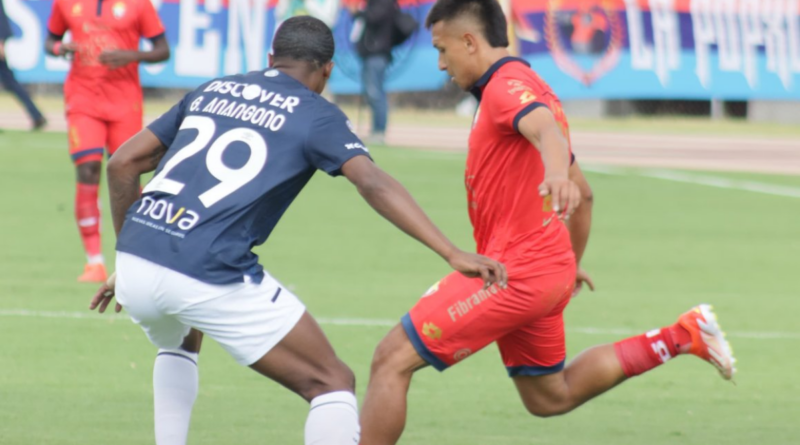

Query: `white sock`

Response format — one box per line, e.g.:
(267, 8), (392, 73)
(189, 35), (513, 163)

(87, 254), (104, 265)
(304, 391), (360, 445)
(153, 349), (199, 445)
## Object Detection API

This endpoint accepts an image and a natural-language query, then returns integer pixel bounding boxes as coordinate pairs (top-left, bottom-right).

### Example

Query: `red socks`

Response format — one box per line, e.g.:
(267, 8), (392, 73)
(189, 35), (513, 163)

(75, 183), (103, 264)
(614, 323), (692, 378)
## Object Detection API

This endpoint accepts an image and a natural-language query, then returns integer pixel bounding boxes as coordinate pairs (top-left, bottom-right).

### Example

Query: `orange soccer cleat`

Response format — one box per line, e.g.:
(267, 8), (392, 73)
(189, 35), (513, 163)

(678, 304), (737, 381)
(78, 263), (108, 283)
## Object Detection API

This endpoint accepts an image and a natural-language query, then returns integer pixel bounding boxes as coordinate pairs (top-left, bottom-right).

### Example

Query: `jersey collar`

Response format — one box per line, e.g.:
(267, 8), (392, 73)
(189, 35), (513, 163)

(469, 56), (531, 101)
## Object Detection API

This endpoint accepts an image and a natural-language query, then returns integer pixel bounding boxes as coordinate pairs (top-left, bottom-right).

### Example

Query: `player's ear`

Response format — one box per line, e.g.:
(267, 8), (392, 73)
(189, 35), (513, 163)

(323, 61), (334, 80)
(268, 53), (274, 68)
(464, 32), (478, 55)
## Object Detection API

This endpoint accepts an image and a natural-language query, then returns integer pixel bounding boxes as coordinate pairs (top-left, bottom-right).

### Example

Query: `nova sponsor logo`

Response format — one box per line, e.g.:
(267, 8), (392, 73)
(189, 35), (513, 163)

(136, 196), (200, 231)
(447, 284), (500, 322)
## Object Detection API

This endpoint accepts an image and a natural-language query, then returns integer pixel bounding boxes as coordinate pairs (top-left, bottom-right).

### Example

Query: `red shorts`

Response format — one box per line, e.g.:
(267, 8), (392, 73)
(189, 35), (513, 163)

(402, 258), (575, 376)
(67, 112), (142, 165)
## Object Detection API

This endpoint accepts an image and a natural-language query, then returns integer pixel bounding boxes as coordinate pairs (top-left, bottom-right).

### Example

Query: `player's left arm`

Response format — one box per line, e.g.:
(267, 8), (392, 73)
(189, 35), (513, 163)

(516, 107), (581, 220)
(138, 34), (170, 63)
(98, 34), (169, 68)
(98, 0), (169, 68)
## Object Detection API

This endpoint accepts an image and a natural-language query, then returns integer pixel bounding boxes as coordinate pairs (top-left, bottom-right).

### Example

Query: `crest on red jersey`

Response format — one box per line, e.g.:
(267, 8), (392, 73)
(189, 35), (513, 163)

(507, 80), (537, 104)
(544, 0), (623, 86)
(112, 2), (126, 18)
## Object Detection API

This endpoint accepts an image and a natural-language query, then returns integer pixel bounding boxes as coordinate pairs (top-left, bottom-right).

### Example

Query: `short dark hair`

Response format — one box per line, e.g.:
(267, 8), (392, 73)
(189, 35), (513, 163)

(425, 0), (509, 48)
(272, 16), (335, 68)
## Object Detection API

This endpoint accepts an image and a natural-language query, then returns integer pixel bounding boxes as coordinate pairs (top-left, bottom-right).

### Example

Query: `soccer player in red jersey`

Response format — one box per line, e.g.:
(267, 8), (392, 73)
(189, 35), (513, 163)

(45, 0), (169, 282)
(359, 1), (736, 443)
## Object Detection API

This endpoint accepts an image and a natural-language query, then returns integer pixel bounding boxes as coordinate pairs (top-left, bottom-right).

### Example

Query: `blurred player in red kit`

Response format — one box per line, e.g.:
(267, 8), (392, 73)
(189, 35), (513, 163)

(45, 0), (170, 282)
(358, 1), (737, 443)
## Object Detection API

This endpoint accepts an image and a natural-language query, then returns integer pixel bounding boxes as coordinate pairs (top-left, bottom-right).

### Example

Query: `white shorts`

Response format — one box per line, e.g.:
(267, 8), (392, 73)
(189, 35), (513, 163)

(115, 252), (306, 366)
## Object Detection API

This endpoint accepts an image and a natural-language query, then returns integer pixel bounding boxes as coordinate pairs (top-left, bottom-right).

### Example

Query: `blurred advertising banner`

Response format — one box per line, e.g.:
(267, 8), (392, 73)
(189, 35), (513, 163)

(4, 0), (800, 97)
(513, 0), (800, 99)
(3, 0), (444, 93)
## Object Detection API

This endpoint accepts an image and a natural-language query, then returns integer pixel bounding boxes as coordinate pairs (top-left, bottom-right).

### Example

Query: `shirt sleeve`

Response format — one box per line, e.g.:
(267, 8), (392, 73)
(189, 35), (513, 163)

(305, 104), (372, 177)
(484, 77), (550, 134)
(47, 0), (68, 37)
(147, 95), (188, 148)
(138, 0), (165, 39)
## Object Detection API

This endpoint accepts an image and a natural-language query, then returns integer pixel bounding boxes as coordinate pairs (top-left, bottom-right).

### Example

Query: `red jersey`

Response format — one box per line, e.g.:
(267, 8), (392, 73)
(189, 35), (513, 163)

(47, 0), (165, 119)
(466, 57), (573, 269)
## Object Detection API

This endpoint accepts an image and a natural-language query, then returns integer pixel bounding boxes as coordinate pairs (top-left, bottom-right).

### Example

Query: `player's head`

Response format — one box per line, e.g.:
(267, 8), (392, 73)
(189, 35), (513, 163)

(426, 0), (509, 90)
(269, 16), (335, 94)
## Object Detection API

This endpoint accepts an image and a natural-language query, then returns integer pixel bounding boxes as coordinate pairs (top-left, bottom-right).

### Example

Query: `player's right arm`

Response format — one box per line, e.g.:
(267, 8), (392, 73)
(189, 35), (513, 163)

(517, 107), (581, 220)
(341, 156), (506, 288)
(107, 97), (186, 236)
(44, 0), (77, 56)
(91, 130), (166, 314)
(93, 127), (169, 312)
(482, 79), (580, 220)
(107, 130), (167, 236)
(306, 105), (506, 288)
(92, 96), (186, 313)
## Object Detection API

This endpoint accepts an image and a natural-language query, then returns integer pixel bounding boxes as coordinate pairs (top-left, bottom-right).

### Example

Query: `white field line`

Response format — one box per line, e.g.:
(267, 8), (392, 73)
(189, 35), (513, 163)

(584, 166), (800, 198)
(1, 309), (798, 340)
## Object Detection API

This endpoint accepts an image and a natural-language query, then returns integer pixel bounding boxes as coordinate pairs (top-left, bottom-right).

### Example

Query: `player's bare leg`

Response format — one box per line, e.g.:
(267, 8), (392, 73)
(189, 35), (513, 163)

(514, 304), (736, 417)
(250, 311), (360, 445)
(513, 344), (625, 416)
(154, 329), (203, 445)
(75, 161), (106, 282)
(360, 324), (427, 445)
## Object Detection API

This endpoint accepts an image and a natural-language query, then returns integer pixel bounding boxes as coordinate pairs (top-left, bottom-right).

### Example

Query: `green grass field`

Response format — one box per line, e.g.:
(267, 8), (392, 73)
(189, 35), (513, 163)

(1, 129), (799, 445)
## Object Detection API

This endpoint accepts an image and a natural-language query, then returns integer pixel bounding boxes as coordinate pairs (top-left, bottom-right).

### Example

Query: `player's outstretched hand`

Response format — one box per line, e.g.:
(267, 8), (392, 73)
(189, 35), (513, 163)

(99, 50), (138, 69)
(447, 250), (507, 289)
(539, 175), (581, 220)
(89, 272), (122, 314)
(572, 268), (595, 298)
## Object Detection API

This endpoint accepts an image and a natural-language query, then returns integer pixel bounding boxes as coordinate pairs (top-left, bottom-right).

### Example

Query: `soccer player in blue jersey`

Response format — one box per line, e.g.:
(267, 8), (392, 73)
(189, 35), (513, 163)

(88, 16), (506, 445)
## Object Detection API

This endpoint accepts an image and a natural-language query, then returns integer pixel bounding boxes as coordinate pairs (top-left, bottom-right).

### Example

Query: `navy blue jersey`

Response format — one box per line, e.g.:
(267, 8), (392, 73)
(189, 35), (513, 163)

(116, 69), (370, 284)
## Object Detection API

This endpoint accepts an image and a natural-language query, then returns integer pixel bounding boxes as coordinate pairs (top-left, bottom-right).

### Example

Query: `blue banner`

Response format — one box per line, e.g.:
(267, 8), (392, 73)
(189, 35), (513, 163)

(512, 0), (800, 100)
(3, 0), (446, 93)
(4, 0), (800, 99)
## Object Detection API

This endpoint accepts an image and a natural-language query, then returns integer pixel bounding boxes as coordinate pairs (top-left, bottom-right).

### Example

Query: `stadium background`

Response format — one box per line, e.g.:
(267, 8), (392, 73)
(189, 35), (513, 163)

(1, 1), (799, 444)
